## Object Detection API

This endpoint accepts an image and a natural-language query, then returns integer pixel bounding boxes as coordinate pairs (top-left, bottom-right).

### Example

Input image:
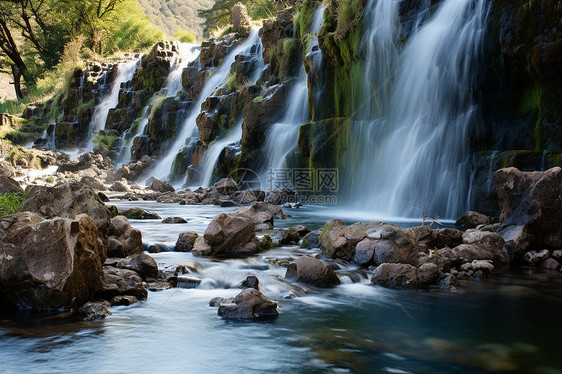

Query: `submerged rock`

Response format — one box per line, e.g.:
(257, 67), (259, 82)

(120, 208), (162, 220)
(217, 288), (278, 319)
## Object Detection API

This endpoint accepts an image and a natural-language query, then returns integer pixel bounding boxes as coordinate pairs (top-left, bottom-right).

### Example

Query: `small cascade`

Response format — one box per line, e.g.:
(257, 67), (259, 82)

(349, 0), (489, 219)
(116, 44), (199, 166)
(259, 5), (326, 182)
(150, 28), (262, 182)
(198, 119), (243, 187)
(85, 58), (141, 151)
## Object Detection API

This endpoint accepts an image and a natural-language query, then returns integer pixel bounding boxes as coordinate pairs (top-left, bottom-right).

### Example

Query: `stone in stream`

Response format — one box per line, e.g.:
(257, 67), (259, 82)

(99, 266), (148, 300)
(0, 212), (106, 310)
(217, 288), (278, 319)
(110, 180), (129, 192)
(162, 217), (188, 224)
(175, 231), (198, 252)
(285, 256), (340, 288)
(212, 177), (238, 195)
(121, 208), (162, 220)
(107, 215), (143, 258)
(77, 301), (112, 320)
(108, 253), (158, 280)
(240, 274), (260, 290)
(194, 212), (263, 258)
(370, 262), (441, 289)
(149, 178), (175, 193)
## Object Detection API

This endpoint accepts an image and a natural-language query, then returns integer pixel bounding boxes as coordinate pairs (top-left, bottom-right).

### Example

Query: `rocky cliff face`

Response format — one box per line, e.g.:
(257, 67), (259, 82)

(19, 0), (561, 216)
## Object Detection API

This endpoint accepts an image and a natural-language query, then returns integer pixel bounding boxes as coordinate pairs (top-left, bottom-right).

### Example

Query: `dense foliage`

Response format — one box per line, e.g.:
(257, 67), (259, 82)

(0, 0), (162, 100)
(198, 0), (282, 36)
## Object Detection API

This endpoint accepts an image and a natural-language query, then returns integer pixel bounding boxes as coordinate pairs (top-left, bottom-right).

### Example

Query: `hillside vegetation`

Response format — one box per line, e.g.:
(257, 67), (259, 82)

(138, 0), (214, 40)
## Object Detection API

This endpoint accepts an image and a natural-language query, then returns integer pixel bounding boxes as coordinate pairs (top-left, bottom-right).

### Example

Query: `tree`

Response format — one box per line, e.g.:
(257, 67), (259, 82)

(0, 0), (125, 98)
(198, 0), (277, 37)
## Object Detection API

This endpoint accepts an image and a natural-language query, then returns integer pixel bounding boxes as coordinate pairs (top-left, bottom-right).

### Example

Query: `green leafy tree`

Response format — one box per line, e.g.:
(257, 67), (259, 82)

(198, 0), (278, 37)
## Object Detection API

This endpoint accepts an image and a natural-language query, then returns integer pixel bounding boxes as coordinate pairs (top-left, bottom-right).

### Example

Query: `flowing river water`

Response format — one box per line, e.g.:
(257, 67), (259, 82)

(1, 202), (562, 373)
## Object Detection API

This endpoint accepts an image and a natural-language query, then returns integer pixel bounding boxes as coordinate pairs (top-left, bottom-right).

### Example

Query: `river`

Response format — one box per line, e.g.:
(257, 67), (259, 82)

(1, 202), (561, 373)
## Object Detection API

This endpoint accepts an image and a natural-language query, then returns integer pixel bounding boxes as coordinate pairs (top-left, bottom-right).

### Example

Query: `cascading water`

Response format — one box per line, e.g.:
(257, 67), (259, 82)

(149, 28), (262, 182)
(85, 58), (141, 151)
(259, 5), (326, 185)
(196, 38), (264, 187)
(198, 119), (243, 187)
(360, 0), (399, 118)
(349, 0), (488, 219)
(116, 44), (199, 166)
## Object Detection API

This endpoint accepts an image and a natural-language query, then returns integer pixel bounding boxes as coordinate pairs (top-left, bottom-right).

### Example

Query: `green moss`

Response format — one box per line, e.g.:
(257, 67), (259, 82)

(91, 130), (118, 155)
(170, 147), (191, 178)
(519, 84), (543, 151)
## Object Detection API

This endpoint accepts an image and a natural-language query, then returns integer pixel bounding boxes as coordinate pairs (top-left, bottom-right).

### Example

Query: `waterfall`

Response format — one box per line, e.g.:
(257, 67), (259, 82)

(350, 0), (488, 219)
(198, 119), (244, 187)
(116, 44), (199, 166)
(85, 58), (141, 151)
(360, 0), (399, 118)
(259, 5), (326, 185)
(149, 28), (262, 182)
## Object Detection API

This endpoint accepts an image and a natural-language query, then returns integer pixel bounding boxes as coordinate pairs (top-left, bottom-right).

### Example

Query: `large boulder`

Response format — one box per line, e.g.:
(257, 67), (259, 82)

(285, 256), (340, 288)
(0, 176), (23, 195)
(19, 181), (111, 234)
(495, 167), (562, 261)
(450, 229), (509, 266)
(0, 212), (106, 310)
(212, 177), (238, 195)
(320, 220), (418, 264)
(217, 288), (278, 319)
(455, 211), (492, 231)
(371, 263), (440, 289)
(149, 178), (175, 193)
(107, 216), (143, 257)
(319, 219), (366, 260)
(235, 206), (274, 230)
(197, 213), (261, 257)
